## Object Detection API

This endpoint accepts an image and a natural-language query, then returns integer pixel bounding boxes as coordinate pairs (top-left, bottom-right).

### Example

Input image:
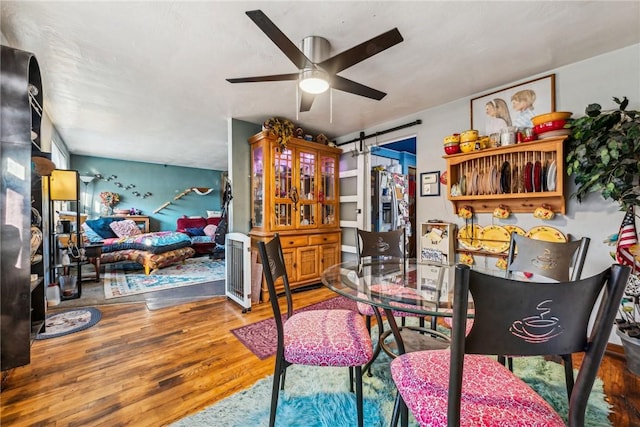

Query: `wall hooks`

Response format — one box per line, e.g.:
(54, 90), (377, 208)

(125, 184), (135, 190)
(143, 192), (152, 198)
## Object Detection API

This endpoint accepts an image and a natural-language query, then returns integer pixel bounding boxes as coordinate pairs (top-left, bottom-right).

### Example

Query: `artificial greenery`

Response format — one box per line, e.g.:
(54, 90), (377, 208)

(263, 117), (294, 149)
(566, 96), (640, 211)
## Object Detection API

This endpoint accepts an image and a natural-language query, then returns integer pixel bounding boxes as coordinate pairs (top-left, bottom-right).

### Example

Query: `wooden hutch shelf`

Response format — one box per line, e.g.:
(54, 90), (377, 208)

(444, 136), (567, 214)
(249, 131), (342, 302)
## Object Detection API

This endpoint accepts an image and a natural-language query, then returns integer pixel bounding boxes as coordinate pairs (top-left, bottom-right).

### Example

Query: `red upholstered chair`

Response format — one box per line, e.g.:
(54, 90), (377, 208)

(257, 235), (373, 427)
(390, 263), (629, 427)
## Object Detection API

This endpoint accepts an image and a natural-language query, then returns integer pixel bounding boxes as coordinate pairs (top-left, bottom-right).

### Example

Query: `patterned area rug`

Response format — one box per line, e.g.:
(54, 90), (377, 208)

(35, 307), (102, 340)
(171, 354), (611, 427)
(230, 296), (357, 359)
(103, 257), (225, 299)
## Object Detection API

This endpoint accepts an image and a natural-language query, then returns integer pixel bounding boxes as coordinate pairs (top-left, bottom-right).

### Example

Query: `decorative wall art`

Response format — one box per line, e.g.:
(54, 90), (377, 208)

(470, 74), (556, 135)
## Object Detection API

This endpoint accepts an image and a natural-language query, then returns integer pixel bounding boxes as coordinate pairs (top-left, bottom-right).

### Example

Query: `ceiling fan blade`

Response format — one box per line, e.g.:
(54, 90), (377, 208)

(319, 28), (403, 74)
(226, 73), (299, 83)
(332, 75), (386, 100)
(299, 91), (316, 112)
(246, 10), (312, 70)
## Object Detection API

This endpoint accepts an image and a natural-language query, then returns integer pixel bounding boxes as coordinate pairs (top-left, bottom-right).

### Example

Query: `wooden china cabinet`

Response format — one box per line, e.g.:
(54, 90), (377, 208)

(249, 131), (342, 302)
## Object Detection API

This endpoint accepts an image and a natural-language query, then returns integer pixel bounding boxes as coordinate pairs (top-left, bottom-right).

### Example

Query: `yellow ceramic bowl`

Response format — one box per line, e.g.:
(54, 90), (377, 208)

(444, 134), (460, 144)
(531, 111), (572, 126)
(460, 140), (476, 153)
(460, 130), (479, 143)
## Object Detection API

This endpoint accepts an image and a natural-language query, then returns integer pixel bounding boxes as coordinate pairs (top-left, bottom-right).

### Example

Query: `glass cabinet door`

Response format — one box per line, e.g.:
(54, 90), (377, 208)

(298, 149), (317, 228)
(251, 145), (265, 228)
(319, 154), (338, 226)
(273, 146), (294, 230)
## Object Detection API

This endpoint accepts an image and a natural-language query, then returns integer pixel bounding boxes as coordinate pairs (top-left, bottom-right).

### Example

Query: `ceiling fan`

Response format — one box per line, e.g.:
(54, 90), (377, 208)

(226, 10), (404, 112)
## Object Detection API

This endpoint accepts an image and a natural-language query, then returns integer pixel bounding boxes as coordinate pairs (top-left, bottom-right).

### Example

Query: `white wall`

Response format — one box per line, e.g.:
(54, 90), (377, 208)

(337, 43), (640, 344)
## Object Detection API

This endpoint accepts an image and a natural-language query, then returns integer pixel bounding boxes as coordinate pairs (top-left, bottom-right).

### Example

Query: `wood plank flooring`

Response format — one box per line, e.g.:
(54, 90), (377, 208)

(1, 286), (639, 426)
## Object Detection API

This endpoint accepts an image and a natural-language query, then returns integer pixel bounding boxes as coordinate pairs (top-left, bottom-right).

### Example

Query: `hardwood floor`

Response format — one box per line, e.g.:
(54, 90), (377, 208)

(1, 286), (639, 426)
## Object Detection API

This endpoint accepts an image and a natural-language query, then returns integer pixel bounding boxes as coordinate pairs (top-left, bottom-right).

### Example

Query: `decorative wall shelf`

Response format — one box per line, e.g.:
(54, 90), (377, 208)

(444, 136), (567, 214)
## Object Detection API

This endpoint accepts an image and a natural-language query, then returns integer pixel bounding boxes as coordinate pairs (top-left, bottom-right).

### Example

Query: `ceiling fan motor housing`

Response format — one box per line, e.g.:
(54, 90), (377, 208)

(301, 36), (330, 65)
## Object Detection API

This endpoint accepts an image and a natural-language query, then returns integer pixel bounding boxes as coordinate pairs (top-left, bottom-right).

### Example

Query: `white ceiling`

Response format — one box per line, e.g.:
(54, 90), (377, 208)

(2, 1), (639, 170)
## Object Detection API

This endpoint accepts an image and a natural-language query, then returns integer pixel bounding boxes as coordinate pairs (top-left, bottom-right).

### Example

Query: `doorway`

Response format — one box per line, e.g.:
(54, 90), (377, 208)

(369, 137), (417, 256)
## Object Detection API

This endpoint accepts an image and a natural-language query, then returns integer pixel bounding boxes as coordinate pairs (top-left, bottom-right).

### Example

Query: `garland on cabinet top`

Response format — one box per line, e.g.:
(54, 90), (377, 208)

(262, 117), (335, 149)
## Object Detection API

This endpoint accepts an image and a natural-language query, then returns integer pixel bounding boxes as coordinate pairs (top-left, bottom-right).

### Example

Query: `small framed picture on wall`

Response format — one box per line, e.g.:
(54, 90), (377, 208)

(420, 171), (440, 197)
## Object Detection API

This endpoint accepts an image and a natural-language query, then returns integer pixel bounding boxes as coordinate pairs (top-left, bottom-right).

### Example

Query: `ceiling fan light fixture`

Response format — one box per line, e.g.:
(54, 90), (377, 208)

(299, 69), (330, 94)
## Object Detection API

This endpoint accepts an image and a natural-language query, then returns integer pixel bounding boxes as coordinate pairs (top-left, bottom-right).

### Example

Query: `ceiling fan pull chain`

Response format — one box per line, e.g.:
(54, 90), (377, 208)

(330, 88), (333, 124)
(296, 85), (299, 121)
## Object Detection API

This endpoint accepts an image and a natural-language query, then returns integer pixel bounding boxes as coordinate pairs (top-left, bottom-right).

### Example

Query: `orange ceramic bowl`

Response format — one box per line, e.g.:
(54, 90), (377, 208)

(531, 112), (572, 126)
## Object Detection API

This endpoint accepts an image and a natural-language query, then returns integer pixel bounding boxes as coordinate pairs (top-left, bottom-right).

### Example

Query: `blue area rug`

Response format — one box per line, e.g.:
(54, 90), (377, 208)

(171, 353), (611, 427)
(103, 257), (225, 298)
(35, 307), (101, 339)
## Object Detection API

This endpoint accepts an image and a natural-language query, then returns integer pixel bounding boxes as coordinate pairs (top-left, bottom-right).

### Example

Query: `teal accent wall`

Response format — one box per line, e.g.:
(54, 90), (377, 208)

(230, 119), (261, 234)
(71, 155), (224, 232)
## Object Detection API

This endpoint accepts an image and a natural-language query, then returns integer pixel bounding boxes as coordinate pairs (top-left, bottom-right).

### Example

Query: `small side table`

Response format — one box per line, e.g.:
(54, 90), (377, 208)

(84, 243), (104, 282)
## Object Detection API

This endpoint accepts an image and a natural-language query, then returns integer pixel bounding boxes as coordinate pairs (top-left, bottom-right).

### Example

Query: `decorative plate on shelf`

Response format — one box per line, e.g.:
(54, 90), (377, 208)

(524, 162), (534, 192)
(504, 225), (526, 237)
(533, 161), (542, 192)
(525, 226), (567, 243)
(479, 225), (511, 253)
(547, 160), (557, 191)
(457, 224), (483, 251)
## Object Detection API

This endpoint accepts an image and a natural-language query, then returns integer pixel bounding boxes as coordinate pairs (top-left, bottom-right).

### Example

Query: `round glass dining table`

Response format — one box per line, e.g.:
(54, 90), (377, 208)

(321, 258), (460, 356)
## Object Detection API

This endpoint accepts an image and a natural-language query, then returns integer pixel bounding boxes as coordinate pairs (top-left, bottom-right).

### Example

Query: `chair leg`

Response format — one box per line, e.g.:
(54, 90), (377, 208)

(281, 365), (287, 390)
(562, 354), (575, 400)
(508, 357), (513, 372)
(355, 366), (364, 427)
(269, 356), (284, 427)
(364, 308), (386, 377)
(349, 366), (354, 393)
(390, 391), (402, 427)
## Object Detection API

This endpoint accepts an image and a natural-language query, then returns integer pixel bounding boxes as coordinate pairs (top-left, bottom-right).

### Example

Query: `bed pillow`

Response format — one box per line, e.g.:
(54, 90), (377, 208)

(203, 224), (217, 237)
(110, 219), (142, 238)
(81, 222), (104, 243)
(185, 227), (206, 237)
(85, 217), (124, 239)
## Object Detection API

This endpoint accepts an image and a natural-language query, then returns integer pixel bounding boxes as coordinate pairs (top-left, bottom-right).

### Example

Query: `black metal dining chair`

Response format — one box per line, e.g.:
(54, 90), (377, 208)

(356, 228), (450, 426)
(257, 234), (373, 427)
(390, 263), (630, 427)
(504, 233), (591, 399)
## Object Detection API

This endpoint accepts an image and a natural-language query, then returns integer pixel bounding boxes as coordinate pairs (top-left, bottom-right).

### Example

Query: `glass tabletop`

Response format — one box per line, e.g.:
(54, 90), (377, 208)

(321, 258), (456, 317)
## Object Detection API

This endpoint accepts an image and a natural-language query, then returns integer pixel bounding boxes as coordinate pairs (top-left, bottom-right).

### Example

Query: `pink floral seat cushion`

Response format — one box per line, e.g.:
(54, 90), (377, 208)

(357, 283), (425, 318)
(440, 308), (475, 335)
(390, 350), (565, 427)
(284, 309), (373, 366)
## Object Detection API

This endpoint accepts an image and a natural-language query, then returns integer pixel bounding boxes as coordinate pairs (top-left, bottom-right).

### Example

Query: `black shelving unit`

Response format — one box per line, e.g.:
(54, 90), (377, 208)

(1, 45), (48, 371)
(47, 169), (83, 300)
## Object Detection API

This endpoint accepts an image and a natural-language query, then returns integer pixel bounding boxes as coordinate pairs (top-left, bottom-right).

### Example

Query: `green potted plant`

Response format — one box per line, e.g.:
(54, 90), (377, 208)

(566, 96), (640, 374)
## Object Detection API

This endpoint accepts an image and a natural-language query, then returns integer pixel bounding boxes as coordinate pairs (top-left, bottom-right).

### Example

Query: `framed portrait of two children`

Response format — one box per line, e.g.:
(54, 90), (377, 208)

(470, 74), (556, 135)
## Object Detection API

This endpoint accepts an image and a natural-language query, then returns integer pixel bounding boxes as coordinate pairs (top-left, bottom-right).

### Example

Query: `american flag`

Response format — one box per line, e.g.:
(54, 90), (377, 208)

(616, 207), (640, 272)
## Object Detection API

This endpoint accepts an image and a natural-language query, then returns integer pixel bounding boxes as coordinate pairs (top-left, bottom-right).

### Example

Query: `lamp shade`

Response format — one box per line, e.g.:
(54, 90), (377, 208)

(50, 169), (78, 201)
(299, 69), (330, 94)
